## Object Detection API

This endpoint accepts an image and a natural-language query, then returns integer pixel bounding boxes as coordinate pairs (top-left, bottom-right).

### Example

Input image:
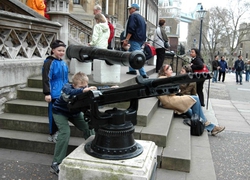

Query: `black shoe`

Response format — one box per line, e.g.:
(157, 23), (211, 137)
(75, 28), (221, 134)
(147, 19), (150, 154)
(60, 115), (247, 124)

(240, 82), (242, 85)
(50, 162), (60, 176)
(126, 71), (137, 75)
(201, 104), (205, 107)
(142, 75), (149, 78)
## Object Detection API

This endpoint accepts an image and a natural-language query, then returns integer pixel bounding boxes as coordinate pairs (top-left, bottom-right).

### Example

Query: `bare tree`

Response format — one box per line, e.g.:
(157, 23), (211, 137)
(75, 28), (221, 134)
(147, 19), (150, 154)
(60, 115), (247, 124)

(186, 0), (250, 66)
(203, 0), (250, 66)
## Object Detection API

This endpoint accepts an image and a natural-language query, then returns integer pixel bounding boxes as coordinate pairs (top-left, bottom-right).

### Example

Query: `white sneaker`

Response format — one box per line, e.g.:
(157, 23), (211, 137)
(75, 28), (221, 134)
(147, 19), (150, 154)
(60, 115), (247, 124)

(53, 131), (59, 142)
(48, 131), (58, 143)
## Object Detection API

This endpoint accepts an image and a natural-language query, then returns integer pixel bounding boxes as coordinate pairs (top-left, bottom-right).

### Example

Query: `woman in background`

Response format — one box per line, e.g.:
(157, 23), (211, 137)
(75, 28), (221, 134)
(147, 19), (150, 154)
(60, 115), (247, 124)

(190, 48), (205, 106)
(89, 13), (110, 49)
(153, 19), (168, 73)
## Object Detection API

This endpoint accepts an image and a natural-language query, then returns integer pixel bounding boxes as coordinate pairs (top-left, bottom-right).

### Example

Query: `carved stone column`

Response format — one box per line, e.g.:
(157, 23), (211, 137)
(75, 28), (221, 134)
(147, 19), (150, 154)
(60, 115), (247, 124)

(46, 0), (70, 46)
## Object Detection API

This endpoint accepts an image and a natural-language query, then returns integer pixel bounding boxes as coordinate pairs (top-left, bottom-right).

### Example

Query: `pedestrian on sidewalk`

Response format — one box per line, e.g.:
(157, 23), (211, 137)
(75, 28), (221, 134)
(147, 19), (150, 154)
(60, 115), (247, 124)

(234, 55), (245, 85)
(211, 55), (220, 83)
(157, 64), (225, 136)
(50, 72), (95, 175)
(42, 40), (69, 143)
(218, 56), (228, 82)
(245, 60), (250, 82)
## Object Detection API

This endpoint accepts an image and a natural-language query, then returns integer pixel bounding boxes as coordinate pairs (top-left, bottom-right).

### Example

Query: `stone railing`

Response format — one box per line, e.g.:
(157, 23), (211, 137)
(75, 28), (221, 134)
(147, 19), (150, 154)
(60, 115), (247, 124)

(68, 14), (92, 45)
(0, 10), (61, 113)
(0, 11), (60, 60)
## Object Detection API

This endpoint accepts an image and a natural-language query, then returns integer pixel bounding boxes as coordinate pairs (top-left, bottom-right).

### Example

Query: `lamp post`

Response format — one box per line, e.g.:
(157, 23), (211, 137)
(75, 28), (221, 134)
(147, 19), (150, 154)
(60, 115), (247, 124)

(197, 5), (207, 52)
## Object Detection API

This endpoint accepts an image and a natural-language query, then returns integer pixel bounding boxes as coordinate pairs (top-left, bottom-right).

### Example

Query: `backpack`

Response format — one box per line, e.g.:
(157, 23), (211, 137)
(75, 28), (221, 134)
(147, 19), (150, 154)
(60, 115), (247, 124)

(143, 43), (155, 60)
(183, 114), (205, 136)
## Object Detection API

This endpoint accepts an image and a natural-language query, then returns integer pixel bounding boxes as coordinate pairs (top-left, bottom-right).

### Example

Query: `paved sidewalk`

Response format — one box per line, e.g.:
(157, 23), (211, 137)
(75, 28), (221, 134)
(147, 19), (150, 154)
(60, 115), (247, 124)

(206, 73), (250, 180)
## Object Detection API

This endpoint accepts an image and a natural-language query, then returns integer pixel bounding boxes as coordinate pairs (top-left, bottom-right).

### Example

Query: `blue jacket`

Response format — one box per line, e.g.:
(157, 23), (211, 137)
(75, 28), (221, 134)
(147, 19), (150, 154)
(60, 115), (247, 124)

(219, 60), (228, 72)
(126, 12), (146, 42)
(234, 59), (244, 71)
(42, 56), (68, 99)
(52, 83), (85, 117)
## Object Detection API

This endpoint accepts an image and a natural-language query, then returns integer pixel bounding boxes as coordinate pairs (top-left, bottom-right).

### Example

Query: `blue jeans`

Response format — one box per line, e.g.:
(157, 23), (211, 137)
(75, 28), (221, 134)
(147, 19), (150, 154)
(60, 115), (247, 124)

(212, 70), (218, 82)
(235, 71), (243, 83)
(245, 71), (249, 82)
(186, 95), (215, 132)
(128, 40), (147, 76)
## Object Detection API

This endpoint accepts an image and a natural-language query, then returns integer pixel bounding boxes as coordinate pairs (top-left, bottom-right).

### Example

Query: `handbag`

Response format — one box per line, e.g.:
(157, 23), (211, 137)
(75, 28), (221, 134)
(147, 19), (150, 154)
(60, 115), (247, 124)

(183, 114), (205, 136)
(156, 31), (170, 49)
(193, 64), (209, 73)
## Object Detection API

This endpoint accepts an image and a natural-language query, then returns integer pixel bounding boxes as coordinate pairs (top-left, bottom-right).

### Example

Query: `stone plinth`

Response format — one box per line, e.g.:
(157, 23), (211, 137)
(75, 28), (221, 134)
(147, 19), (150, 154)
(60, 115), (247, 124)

(93, 59), (121, 83)
(147, 55), (156, 65)
(69, 58), (92, 75)
(59, 139), (157, 180)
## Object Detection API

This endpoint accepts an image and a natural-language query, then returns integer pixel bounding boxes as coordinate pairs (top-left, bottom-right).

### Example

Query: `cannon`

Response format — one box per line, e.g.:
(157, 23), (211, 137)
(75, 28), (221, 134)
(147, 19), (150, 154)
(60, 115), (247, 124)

(66, 45), (146, 69)
(67, 72), (212, 160)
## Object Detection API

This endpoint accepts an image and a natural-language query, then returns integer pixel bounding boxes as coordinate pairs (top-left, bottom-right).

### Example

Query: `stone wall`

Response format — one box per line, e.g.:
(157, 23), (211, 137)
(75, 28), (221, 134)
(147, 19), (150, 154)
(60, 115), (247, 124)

(0, 60), (43, 114)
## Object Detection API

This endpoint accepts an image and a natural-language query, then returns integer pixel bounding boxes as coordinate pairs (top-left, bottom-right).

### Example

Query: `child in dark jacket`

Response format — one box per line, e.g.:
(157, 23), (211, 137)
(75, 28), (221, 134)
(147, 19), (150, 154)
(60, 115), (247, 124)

(50, 72), (95, 175)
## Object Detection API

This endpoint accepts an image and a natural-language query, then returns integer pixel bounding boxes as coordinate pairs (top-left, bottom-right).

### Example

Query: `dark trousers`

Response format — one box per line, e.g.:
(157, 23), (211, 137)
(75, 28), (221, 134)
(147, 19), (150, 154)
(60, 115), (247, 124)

(196, 80), (205, 106)
(156, 48), (165, 73)
(218, 71), (226, 82)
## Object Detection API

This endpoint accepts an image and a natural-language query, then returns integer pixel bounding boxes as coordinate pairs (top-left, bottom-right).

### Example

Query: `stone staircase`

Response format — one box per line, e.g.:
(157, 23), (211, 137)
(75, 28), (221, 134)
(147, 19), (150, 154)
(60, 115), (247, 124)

(0, 65), (192, 173)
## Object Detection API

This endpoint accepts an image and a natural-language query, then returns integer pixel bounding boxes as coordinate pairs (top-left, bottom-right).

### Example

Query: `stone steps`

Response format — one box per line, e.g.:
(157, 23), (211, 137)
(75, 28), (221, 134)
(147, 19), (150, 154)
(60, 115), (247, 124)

(0, 113), (84, 137)
(0, 129), (84, 155)
(160, 117), (191, 172)
(0, 66), (193, 172)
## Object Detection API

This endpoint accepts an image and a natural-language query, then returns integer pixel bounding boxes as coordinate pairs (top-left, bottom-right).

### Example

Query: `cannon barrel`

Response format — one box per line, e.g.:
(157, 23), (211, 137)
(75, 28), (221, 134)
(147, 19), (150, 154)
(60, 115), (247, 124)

(68, 72), (213, 110)
(66, 45), (146, 69)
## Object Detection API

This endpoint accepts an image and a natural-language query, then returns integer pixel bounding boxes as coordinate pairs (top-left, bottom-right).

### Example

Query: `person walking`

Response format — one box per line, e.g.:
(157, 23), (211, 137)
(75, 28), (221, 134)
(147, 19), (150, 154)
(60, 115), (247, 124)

(218, 56), (228, 82)
(42, 40), (69, 142)
(234, 55), (245, 85)
(245, 60), (250, 82)
(211, 55), (220, 83)
(123, 3), (148, 78)
(190, 48), (205, 107)
(153, 19), (168, 73)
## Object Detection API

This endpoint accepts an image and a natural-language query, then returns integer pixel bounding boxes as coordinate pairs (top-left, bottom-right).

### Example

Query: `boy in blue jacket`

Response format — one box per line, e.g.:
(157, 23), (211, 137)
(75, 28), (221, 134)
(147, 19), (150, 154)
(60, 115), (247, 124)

(50, 72), (95, 175)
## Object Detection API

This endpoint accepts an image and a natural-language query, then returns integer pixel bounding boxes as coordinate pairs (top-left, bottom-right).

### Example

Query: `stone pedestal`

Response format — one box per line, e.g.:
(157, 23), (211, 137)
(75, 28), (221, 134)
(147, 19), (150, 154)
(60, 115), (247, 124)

(93, 59), (121, 83)
(59, 139), (157, 180)
(147, 55), (156, 65)
(69, 58), (92, 75)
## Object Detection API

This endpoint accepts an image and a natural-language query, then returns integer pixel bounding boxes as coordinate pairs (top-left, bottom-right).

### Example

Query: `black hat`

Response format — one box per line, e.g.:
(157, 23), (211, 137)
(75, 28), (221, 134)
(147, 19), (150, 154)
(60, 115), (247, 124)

(50, 40), (66, 49)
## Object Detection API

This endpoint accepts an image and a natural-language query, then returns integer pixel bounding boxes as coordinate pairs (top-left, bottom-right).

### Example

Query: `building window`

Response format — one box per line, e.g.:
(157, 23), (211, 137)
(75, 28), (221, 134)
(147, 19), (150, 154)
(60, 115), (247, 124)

(246, 53), (248, 59)
(73, 0), (80, 4)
